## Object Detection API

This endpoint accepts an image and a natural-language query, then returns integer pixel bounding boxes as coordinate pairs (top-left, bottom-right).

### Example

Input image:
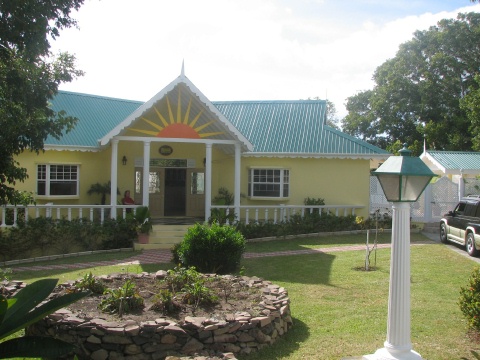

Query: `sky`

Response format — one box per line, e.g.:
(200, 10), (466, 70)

(51, 0), (480, 119)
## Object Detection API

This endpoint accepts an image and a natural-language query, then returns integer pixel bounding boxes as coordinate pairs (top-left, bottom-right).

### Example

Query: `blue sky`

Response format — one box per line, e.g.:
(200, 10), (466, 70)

(52, 0), (480, 118)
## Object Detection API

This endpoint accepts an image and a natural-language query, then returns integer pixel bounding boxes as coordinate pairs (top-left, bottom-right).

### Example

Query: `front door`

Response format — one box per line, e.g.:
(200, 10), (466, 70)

(164, 168), (186, 216)
(135, 166), (205, 218)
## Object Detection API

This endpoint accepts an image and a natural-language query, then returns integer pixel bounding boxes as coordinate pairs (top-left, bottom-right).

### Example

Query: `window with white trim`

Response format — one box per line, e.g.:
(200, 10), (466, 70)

(248, 169), (289, 198)
(37, 164), (79, 196)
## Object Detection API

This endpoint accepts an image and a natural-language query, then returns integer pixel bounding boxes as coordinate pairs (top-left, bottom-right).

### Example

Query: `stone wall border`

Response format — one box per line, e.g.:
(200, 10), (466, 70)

(26, 273), (293, 360)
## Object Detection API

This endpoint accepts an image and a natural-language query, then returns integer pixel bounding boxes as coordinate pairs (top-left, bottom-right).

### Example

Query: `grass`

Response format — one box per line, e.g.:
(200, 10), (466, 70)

(245, 231), (427, 253)
(3, 250), (138, 268)
(2, 232), (479, 359)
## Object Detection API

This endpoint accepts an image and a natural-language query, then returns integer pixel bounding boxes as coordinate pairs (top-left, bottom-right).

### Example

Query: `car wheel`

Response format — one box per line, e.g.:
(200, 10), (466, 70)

(440, 223), (448, 244)
(466, 232), (479, 257)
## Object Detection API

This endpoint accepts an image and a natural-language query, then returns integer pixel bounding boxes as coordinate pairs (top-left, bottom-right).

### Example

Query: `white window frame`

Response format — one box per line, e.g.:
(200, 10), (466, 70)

(37, 164), (80, 198)
(248, 168), (290, 199)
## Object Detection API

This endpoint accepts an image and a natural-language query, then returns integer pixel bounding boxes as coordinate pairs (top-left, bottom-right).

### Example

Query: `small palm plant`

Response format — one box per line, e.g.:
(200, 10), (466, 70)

(87, 181), (120, 205)
(134, 206), (153, 234)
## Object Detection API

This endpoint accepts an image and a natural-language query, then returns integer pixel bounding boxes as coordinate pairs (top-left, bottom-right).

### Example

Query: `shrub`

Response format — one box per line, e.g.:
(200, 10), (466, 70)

(151, 289), (181, 315)
(100, 217), (137, 249)
(157, 266), (218, 315)
(172, 223), (246, 274)
(234, 221), (279, 239)
(99, 280), (144, 317)
(459, 267), (480, 331)
(182, 280), (218, 314)
(163, 265), (202, 293)
(75, 272), (105, 294)
(234, 213), (360, 239)
(0, 217), (136, 261)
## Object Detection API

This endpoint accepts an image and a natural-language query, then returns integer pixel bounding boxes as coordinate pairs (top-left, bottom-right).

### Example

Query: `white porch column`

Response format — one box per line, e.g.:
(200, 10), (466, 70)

(234, 143), (241, 221)
(142, 141), (151, 208)
(110, 139), (119, 219)
(205, 143), (213, 222)
(364, 202), (423, 360)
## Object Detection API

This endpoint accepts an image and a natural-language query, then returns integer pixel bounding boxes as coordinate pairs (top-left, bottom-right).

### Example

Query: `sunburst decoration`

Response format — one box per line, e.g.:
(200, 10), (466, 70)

(129, 92), (224, 139)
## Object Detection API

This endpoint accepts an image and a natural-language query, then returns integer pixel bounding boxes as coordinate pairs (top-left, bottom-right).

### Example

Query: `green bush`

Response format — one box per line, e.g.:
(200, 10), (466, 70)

(163, 265), (202, 293)
(0, 217), (136, 261)
(234, 221), (279, 239)
(172, 223), (246, 274)
(459, 267), (480, 331)
(99, 280), (144, 316)
(75, 272), (105, 294)
(234, 213), (361, 239)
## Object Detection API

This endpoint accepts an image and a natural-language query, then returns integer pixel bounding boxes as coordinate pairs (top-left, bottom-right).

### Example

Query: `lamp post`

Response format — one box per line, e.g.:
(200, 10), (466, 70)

(364, 146), (437, 360)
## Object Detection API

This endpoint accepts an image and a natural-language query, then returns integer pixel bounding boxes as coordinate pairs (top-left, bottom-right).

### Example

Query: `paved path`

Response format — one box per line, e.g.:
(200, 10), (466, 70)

(8, 238), (438, 273)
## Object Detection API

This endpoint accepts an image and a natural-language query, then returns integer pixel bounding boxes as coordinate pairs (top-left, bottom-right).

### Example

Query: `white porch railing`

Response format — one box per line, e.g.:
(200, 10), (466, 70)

(1, 204), (364, 228)
(211, 204), (364, 224)
(0, 205), (139, 228)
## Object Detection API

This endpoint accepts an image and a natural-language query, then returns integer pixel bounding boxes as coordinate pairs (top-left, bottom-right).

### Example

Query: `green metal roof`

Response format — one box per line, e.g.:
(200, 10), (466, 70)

(425, 150), (480, 171)
(47, 91), (388, 156)
(214, 100), (388, 155)
(47, 91), (143, 147)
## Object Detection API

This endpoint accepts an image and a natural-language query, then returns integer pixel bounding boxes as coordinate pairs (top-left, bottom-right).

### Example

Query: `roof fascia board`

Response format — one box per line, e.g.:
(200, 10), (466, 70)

(420, 151), (447, 174)
(243, 152), (391, 160)
(99, 76), (181, 147)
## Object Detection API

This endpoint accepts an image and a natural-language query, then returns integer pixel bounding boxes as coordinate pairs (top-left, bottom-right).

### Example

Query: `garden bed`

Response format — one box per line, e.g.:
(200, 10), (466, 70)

(25, 272), (292, 359)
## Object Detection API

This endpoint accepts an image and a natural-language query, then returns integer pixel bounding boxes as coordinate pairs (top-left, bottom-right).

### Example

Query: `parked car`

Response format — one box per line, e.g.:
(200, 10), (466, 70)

(440, 195), (480, 256)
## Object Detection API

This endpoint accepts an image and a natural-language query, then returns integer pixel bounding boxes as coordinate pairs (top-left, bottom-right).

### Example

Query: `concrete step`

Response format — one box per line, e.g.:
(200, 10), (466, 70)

(134, 224), (191, 251)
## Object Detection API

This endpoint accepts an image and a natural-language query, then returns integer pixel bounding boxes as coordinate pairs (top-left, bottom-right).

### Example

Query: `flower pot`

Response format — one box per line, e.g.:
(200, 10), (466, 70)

(137, 232), (149, 244)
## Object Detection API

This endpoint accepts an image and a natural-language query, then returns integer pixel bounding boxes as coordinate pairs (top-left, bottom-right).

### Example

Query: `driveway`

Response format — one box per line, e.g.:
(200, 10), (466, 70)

(422, 231), (480, 264)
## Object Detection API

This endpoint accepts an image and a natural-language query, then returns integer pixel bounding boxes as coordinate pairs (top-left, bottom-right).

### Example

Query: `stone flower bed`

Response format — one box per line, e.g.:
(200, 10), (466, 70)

(23, 272), (292, 360)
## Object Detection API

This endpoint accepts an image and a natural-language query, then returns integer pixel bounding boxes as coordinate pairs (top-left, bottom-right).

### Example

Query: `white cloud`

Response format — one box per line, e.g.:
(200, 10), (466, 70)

(52, 1), (480, 118)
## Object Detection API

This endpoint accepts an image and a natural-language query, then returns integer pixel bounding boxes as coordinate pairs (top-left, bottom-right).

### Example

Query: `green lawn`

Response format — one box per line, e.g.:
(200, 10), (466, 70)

(2, 233), (478, 360)
(245, 231), (428, 252)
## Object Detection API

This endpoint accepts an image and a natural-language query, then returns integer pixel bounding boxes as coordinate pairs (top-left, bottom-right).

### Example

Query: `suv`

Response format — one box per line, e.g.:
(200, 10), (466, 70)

(440, 195), (480, 256)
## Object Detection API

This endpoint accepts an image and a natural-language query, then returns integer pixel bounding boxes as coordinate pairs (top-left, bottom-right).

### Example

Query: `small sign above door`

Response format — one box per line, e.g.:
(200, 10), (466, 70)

(159, 145), (173, 156)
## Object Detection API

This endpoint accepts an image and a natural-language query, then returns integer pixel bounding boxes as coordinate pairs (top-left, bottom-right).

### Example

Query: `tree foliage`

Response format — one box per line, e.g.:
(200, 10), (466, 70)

(0, 0), (85, 204)
(342, 12), (480, 153)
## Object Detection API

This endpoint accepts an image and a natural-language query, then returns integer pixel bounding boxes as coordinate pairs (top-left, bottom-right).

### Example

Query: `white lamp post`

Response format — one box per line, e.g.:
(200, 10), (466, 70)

(364, 146), (437, 360)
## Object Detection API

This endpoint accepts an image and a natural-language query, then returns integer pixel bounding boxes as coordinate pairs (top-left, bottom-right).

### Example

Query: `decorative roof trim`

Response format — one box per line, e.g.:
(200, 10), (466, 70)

(43, 145), (100, 152)
(243, 152), (391, 160)
(99, 73), (253, 151)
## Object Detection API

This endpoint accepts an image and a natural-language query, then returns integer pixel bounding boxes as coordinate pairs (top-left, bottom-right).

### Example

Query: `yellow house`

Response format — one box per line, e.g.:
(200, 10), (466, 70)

(13, 69), (389, 222)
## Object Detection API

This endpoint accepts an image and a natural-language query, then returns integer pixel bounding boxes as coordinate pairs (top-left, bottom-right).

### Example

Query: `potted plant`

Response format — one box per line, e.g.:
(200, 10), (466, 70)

(134, 206), (152, 244)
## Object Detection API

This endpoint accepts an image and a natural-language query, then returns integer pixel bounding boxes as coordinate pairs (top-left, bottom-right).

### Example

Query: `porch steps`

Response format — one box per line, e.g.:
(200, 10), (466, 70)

(134, 224), (192, 251)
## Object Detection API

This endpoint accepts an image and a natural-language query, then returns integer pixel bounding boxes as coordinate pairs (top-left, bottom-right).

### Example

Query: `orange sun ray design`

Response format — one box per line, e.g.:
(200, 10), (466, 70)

(129, 95), (224, 139)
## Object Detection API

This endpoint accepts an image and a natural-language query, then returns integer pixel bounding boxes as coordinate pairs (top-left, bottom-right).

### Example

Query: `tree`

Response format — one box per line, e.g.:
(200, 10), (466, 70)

(306, 97), (340, 129)
(342, 12), (480, 153)
(326, 100), (340, 129)
(461, 75), (480, 150)
(0, 0), (85, 205)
